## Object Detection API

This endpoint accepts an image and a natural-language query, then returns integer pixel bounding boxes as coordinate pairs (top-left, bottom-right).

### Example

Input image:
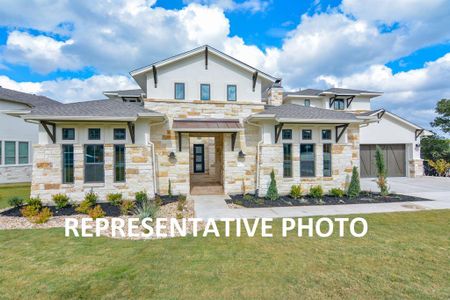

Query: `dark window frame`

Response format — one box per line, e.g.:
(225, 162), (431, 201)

(174, 82), (185, 100)
(227, 84), (237, 101)
(300, 143), (315, 177)
(62, 144), (74, 184)
(84, 144), (105, 183)
(323, 143), (332, 177)
(283, 143), (292, 178)
(4, 141), (16, 165)
(88, 128), (101, 140)
(18, 142), (29, 164)
(282, 129), (292, 140)
(62, 128), (75, 140)
(334, 99), (345, 110)
(304, 99), (310, 107)
(113, 128), (126, 140)
(200, 83), (210, 101)
(322, 129), (332, 140)
(114, 144), (126, 182)
(302, 129), (312, 140)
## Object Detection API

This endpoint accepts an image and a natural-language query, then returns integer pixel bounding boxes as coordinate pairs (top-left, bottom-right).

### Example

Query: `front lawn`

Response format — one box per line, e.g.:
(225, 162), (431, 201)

(0, 210), (448, 299)
(0, 183), (30, 209)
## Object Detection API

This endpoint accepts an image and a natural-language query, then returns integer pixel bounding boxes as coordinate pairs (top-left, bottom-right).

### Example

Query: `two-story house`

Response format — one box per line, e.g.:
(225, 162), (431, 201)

(10, 45), (428, 202)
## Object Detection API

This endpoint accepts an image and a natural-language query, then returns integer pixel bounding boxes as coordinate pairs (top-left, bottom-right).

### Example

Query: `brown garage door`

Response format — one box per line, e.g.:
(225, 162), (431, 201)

(360, 144), (406, 178)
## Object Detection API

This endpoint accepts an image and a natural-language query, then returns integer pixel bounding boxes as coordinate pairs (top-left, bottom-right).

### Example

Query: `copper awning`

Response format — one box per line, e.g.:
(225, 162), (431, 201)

(172, 119), (243, 132)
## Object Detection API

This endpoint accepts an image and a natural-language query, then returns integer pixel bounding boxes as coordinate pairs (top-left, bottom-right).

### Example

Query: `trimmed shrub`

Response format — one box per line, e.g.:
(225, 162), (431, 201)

(8, 196), (24, 208)
(107, 193), (123, 206)
(266, 169), (279, 201)
(27, 197), (42, 210)
(428, 159), (450, 176)
(88, 205), (105, 220)
(347, 166), (361, 198)
(375, 146), (389, 196)
(309, 185), (324, 199)
(20, 205), (40, 218)
(120, 200), (135, 215)
(290, 185), (302, 199)
(135, 191), (148, 205)
(33, 207), (53, 224)
(52, 194), (70, 209)
(134, 200), (159, 221)
(75, 192), (98, 214)
(243, 194), (255, 202)
(154, 195), (163, 207)
(330, 188), (345, 198)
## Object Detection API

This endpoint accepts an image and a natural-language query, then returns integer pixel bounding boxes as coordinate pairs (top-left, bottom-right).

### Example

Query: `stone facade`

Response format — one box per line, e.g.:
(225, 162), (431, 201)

(0, 165), (32, 184)
(409, 159), (424, 177)
(267, 87), (284, 106)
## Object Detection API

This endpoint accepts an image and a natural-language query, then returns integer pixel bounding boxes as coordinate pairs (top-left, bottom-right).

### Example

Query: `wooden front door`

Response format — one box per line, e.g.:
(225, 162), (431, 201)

(193, 144), (205, 173)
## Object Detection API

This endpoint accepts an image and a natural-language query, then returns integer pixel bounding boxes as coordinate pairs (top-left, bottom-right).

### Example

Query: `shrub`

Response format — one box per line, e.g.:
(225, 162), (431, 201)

(8, 196), (24, 208)
(266, 169), (279, 201)
(428, 159), (450, 176)
(177, 201), (184, 212)
(176, 212), (183, 220)
(107, 193), (123, 206)
(52, 194), (70, 209)
(27, 197), (42, 210)
(135, 191), (148, 205)
(20, 205), (40, 218)
(84, 191), (98, 206)
(375, 146), (389, 196)
(134, 200), (159, 221)
(120, 200), (135, 215)
(178, 194), (186, 204)
(88, 205), (105, 220)
(330, 188), (345, 198)
(290, 185), (302, 199)
(243, 194), (254, 202)
(76, 193), (97, 214)
(347, 166), (361, 198)
(33, 207), (53, 224)
(154, 195), (163, 207)
(309, 185), (324, 199)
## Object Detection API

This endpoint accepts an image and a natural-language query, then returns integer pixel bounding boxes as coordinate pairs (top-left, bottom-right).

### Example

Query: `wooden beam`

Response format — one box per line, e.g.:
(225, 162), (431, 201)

(252, 71), (258, 92)
(329, 96), (336, 108)
(415, 129), (424, 141)
(346, 96), (355, 108)
(231, 132), (237, 151)
(335, 124), (349, 143)
(40, 121), (56, 143)
(274, 123), (284, 143)
(127, 122), (135, 144)
(205, 46), (208, 70)
(152, 65), (157, 88)
(178, 132), (182, 151)
(377, 110), (385, 120)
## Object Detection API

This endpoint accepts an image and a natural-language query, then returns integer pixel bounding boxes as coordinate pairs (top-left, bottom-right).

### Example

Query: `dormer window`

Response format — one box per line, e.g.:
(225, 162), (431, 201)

(334, 99), (345, 110)
(200, 84), (210, 101)
(304, 99), (310, 107)
(174, 83), (185, 100)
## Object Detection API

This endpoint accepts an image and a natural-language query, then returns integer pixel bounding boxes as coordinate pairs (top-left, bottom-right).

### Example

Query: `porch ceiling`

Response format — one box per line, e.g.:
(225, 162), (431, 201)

(172, 119), (243, 132)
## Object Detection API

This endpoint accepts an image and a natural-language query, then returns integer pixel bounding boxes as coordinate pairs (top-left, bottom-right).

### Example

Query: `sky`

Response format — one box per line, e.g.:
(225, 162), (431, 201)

(0, 0), (449, 133)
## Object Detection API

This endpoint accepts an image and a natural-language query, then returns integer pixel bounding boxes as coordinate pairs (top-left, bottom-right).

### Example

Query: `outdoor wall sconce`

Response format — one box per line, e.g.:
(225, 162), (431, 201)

(238, 150), (246, 158)
(169, 152), (176, 159)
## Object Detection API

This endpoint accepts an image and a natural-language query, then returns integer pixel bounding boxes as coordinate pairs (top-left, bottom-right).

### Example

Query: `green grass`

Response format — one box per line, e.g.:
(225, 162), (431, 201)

(0, 210), (449, 299)
(0, 183), (30, 209)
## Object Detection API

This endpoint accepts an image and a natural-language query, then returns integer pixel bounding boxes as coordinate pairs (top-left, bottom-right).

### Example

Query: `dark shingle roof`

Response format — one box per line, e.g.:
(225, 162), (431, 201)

(284, 89), (322, 96)
(257, 104), (358, 121)
(25, 99), (161, 120)
(103, 89), (144, 97)
(0, 86), (60, 107)
(323, 87), (381, 94)
(284, 87), (382, 97)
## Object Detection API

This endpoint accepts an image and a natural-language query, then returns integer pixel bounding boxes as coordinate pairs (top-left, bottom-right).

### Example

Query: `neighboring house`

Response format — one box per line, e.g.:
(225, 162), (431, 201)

(11, 45), (429, 202)
(0, 87), (60, 184)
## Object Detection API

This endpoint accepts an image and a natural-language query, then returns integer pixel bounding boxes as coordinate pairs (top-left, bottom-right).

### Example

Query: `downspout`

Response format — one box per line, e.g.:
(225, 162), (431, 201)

(246, 118), (263, 197)
(148, 117), (168, 196)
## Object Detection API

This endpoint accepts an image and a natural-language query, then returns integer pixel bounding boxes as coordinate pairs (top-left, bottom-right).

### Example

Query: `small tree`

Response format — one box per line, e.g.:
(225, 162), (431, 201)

(347, 166), (361, 198)
(266, 169), (279, 201)
(375, 146), (389, 196)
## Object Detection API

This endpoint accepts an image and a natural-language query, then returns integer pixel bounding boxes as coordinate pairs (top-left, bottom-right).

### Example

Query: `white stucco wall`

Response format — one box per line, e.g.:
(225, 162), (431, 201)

(285, 95), (372, 111)
(146, 51), (272, 103)
(0, 100), (36, 183)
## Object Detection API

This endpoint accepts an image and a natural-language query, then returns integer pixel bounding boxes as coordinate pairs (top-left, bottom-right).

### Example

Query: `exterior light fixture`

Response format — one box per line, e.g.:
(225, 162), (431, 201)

(238, 150), (246, 158)
(169, 152), (176, 159)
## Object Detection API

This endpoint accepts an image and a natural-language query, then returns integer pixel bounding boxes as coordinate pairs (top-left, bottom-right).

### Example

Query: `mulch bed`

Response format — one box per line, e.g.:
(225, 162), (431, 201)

(226, 192), (431, 208)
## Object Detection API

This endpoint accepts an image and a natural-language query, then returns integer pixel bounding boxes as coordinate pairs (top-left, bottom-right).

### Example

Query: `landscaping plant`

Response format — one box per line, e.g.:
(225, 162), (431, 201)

(243, 194), (255, 202)
(330, 188), (345, 198)
(120, 200), (135, 215)
(134, 200), (159, 221)
(33, 207), (53, 224)
(8, 196), (24, 208)
(290, 184), (302, 199)
(375, 146), (389, 196)
(20, 205), (40, 218)
(266, 169), (279, 201)
(52, 194), (70, 209)
(347, 166), (361, 198)
(309, 185), (324, 199)
(76, 192), (98, 214)
(27, 197), (42, 210)
(427, 159), (450, 176)
(88, 205), (106, 220)
(154, 195), (163, 207)
(135, 191), (148, 205)
(107, 193), (123, 206)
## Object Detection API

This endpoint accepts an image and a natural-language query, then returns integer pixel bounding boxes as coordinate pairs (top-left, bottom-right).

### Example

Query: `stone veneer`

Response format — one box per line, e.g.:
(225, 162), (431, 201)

(31, 144), (154, 203)
(0, 165), (32, 184)
(409, 159), (424, 177)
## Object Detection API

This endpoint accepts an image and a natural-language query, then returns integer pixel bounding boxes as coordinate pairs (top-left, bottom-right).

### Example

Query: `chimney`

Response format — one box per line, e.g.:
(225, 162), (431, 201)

(267, 80), (283, 106)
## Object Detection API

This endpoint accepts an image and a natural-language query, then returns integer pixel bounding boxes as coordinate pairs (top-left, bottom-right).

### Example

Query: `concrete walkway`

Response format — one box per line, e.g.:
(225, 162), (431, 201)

(192, 177), (450, 220)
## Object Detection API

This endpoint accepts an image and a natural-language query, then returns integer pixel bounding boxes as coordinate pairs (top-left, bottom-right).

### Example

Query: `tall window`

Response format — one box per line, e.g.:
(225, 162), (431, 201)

(227, 85), (237, 101)
(88, 128), (101, 140)
(114, 145), (126, 182)
(302, 129), (312, 140)
(0, 141), (2, 165)
(5, 141), (16, 165)
(85, 145), (104, 183)
(334, 99), (345, 110)
(323, 144), (332, 177)
(114, 128), (126, 140)
(18, 142), (29, 164)
(304, 99), (310, 107)
(322, 129), (332, 140)
(282, 129), (292, 140)
(62, 144), (74, 183)
(62, 128), (75, 140)
(174, 83), (185, 100)
(200, 84), (210, 101)
(283, 143), (292, 177)
(300, 144), (315, 177)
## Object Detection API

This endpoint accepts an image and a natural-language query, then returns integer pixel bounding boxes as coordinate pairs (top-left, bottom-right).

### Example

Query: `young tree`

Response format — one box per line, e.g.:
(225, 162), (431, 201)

(266, 169), (279, 201)
(375, 146), (389, 196)
(430, 99), (450, 134)
(347, 166), (361, 198)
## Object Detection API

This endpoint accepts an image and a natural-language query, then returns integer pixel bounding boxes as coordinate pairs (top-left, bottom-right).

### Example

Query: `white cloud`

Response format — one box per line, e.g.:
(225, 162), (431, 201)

(183, 0), (270, 13)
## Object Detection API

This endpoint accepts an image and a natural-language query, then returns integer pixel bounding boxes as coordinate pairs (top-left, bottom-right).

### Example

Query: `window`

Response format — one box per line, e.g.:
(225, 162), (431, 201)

(88, 128), (101, 140)
(300, 144), (315, 177)
(0, 141), (2, 165)
(322, 129), (332, 140)
(227, 85), (237, 101)
(18, 142), (29, 164)
(282, 129), (292, 140)
(283, 143), (292, 177)
(323, 144), (332, 177)
(200, 84), (210, 101)
(62, 144), (74, 183)
(5, 141), (16, 165)
(174, 83), (185, 100)
(84, 145), (104, 183)
(304, 99), (310, 107)
(302, 129), (312, 140)
(114, 128), (126, 140)
(334, 99), (345, 110)
(114, 145), (126, 182)
(62, 128), (75, 140)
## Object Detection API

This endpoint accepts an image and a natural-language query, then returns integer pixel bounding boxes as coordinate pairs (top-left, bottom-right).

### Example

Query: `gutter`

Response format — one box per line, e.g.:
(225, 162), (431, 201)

(148, 117), (168, 196)
(245, 118), (263, 197)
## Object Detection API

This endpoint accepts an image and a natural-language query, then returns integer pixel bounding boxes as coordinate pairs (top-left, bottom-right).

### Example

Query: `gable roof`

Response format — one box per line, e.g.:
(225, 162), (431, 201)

(103, 89), (145, 99)
(20, 99), (163, 121)
(0, 86), (60, 107)
(284, 87), (382, 98)
(130, 45), (280, 90)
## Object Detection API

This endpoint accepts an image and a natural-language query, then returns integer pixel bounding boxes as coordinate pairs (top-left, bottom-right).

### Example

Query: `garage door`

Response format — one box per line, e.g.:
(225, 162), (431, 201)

(360, 144), (406, 178)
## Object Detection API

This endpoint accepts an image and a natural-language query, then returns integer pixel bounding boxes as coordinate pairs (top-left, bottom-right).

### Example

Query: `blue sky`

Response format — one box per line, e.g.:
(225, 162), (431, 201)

(0, 0), (449, 133)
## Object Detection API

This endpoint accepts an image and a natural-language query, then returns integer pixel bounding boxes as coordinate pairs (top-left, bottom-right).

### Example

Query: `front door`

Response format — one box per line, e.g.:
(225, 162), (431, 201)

(193, 144), (205, 173)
